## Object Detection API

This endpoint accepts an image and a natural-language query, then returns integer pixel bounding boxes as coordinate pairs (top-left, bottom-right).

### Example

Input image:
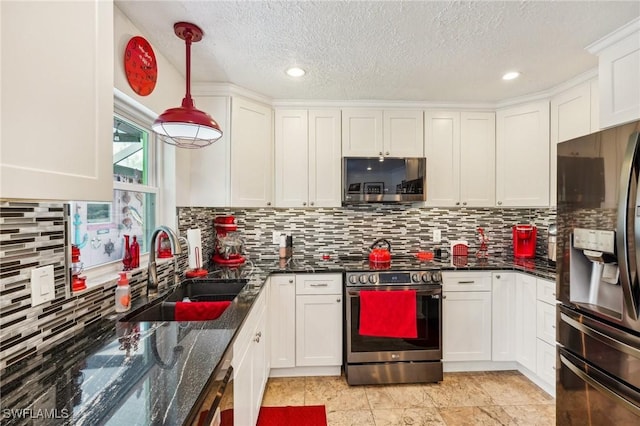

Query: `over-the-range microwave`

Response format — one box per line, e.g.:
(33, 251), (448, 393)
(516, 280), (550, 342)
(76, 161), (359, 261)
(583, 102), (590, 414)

(342, 157), (426, 204)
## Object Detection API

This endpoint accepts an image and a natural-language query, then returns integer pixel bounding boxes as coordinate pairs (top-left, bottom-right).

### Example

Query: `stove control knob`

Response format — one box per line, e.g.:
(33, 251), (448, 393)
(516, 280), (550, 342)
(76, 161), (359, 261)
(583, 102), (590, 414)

(368, 274), (378, 284)
(421, 272), (431, 283)
(411, 273), (420, 283)
(431, 271), (442, 283)
(358, 274), (368, 284)
(348, 275), (358, 285)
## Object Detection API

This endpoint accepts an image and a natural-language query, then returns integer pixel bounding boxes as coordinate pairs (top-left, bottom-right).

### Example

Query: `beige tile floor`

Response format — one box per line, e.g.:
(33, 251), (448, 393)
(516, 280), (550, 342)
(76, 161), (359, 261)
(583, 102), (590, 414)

(261, 371), (555, 425)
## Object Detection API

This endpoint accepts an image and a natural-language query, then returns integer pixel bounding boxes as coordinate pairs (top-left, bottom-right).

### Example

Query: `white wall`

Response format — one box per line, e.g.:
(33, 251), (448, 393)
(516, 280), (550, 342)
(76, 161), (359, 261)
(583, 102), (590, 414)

(114, 6), (184, 228)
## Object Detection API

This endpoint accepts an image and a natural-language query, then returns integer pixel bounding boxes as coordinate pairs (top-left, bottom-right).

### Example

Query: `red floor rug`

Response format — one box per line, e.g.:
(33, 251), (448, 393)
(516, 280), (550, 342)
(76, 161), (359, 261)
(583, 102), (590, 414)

(206, 405), (327, 426)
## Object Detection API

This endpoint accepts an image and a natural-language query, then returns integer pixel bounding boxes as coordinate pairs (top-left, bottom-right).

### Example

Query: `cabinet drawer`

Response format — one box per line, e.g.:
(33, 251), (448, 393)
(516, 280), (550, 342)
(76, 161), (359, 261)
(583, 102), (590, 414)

(442, 271), (492, 292)
(295, 273), (342, 295)
(537, 278), (557, 305)
(536, 300), (557, 345)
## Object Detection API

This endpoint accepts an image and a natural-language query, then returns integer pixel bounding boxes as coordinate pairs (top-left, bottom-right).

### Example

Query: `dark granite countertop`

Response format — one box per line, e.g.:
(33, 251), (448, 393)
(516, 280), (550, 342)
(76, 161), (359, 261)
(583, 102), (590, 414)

(0, 255), (554, 425)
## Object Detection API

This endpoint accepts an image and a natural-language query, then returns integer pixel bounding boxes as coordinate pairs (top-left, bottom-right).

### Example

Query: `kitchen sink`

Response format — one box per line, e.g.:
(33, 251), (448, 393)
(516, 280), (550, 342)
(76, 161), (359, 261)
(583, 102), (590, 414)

(119, 278), (248, 322)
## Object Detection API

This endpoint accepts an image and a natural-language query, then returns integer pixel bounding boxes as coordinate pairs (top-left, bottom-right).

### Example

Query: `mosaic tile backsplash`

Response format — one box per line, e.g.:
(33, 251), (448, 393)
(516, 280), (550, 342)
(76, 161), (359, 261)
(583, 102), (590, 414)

(178, 205), (556, 262)
(1, 201), (554, 374)
(0, 201), (184, 373)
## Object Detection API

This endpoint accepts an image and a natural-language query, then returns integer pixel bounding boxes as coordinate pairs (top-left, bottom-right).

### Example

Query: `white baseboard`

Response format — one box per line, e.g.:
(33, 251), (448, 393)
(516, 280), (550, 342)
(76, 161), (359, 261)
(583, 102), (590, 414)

(269, 366), (341, 378)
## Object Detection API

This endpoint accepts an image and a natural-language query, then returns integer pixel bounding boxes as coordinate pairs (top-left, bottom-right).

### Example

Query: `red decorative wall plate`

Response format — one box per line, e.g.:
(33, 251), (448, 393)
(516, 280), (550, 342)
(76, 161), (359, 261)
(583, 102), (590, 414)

(124, 36), (158, 96)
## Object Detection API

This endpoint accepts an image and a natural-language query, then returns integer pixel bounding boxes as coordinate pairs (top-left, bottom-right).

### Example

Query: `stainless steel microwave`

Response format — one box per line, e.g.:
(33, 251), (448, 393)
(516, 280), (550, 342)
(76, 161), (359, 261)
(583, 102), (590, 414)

(342, 157), (426, 204)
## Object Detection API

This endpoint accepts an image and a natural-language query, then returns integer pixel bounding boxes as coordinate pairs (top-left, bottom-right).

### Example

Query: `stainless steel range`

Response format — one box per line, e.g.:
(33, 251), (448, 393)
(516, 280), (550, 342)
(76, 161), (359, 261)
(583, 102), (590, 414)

(344, 266), (443, 385)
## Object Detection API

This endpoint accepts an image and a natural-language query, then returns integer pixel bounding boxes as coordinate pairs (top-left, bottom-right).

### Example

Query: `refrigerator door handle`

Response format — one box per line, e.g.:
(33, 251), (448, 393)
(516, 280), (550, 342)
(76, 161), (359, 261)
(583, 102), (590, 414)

(561, 310), (640, 359)
(616, 131), (640, 321)
(560, 351), (640, 416)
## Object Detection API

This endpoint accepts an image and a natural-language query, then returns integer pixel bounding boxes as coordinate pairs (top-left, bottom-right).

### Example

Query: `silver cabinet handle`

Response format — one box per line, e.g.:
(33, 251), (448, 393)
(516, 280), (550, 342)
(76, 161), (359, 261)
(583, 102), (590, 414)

(458, 280), (475, 284)
(496, 275), (501, 279)
(310, 283), (328, 287)
(455, 202), (460, 206)
(462, 201), (467, 205)
(379, 151), (383, 155)
(266, 202), (271, 206)
(289, 279), (294, 283)
(310, 202), (314, 206)
(497, 201), (502, 205)
(385, 152), (390, 156)
(336, 298), (341, 302)
(303, 202), (307, 206)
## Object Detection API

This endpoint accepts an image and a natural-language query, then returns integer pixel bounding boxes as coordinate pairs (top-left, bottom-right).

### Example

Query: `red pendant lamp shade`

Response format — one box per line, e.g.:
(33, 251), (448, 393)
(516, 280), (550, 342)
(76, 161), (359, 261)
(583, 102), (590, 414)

(153, 22), (222, 149)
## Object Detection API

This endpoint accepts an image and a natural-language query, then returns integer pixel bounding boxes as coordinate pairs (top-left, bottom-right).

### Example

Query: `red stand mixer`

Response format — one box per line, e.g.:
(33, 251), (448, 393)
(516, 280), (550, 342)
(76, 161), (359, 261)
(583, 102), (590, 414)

(212, 216), (246, 266)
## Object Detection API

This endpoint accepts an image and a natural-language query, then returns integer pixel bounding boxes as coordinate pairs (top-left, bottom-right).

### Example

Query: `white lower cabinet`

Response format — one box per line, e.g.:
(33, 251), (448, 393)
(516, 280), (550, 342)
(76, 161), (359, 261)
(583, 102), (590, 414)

(536, 340), (557, 387)
(515, 274), (538, 373)
(296, 294), (343, 366)
(233, 286), (269, 426)
(269, 273), (343, 375)
(536, 278), (557, 390)
(492, 272), (516, 361)
(442, 272), (492, 362)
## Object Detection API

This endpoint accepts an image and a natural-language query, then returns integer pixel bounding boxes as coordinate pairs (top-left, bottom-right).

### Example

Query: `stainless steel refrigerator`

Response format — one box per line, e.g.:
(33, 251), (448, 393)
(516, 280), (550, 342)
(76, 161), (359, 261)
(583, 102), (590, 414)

(556, 119), (640, 424)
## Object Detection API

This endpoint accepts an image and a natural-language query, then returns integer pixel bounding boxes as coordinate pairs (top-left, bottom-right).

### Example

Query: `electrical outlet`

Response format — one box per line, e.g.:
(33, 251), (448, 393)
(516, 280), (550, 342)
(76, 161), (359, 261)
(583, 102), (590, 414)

(272, 231), (281, 245)
(433, 229), (442, 243)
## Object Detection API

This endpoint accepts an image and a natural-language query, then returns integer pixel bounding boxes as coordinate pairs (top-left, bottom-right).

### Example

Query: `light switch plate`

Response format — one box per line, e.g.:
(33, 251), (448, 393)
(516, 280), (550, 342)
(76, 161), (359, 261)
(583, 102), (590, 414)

(31, 265), (55, 307)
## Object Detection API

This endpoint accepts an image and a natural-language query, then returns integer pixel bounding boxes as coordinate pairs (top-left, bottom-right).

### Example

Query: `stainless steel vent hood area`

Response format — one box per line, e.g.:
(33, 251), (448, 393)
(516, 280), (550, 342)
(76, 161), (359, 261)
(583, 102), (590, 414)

(343, 157), (426, 204)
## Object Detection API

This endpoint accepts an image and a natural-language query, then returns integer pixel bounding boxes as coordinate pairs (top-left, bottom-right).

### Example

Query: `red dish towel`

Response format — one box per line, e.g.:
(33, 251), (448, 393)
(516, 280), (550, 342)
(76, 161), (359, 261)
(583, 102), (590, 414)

(359, 290), (417, 338)
(174, 301), (231, 321)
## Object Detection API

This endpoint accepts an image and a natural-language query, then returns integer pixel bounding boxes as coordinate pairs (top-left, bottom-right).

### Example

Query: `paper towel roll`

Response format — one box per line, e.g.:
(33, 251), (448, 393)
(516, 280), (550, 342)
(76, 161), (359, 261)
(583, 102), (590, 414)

(186, 228), (202, 269)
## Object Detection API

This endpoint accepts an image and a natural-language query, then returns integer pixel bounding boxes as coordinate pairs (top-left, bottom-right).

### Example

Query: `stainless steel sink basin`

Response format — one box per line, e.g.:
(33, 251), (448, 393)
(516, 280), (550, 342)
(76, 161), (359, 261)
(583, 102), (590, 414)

(119, 278), (247, 322)
(164, 278), (248, 303)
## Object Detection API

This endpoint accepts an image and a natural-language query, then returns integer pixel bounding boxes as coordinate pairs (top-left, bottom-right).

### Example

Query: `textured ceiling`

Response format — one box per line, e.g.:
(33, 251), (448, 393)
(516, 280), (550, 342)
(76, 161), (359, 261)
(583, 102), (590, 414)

(115, 1), (640, 103)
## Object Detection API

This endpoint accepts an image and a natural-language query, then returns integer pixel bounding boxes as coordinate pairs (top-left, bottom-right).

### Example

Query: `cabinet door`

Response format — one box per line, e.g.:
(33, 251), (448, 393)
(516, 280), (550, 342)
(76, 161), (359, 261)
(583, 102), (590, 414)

(536, 278), (557, 305)
(536, 301), (556, 346)
(341, 109), (383, 156)
(550, 80), (595, 206)
(515, 274), (537, 372)
(233, 339), (254, 426)
(295, 294), (343, 366)
(492, 272), (516, 361)
(383, 110), (424, 156)
(1, 1), (113, 201)
(231, 97), (274, 207)
(269, 275), (296, 368)
(496, 101), (550, 207)
(460, 112), (496, 207)
(594, 28), (640, 128)
(182, 96), (231, 207)
(424, 111), (461, 207)
(309, 109), (342, 207)
(251, 304), (268, 423)
(443, 291), (492, 362)
(536, 339), (557, 389)
(275, 109), (309, 207)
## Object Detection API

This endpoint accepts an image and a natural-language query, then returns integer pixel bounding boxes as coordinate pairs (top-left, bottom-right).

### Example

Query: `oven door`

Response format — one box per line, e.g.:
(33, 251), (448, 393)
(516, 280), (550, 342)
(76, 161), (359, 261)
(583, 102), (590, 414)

(346, 285), (442, 363)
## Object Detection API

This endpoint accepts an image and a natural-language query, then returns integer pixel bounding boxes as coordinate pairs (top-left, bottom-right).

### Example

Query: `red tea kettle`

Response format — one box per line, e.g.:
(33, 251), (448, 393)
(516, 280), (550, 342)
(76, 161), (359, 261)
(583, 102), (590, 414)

(369, 239), (392, 264)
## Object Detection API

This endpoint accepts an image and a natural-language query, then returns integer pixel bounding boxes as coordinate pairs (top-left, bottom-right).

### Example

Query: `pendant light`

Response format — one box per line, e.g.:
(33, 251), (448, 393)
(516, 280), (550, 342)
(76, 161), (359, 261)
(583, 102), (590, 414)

(152, 22), (222, 149)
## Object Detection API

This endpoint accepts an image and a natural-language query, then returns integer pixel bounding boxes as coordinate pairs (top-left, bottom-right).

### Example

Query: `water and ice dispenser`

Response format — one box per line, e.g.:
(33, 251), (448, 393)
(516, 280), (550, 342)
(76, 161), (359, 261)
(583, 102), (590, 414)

(570, 228), (622, 320)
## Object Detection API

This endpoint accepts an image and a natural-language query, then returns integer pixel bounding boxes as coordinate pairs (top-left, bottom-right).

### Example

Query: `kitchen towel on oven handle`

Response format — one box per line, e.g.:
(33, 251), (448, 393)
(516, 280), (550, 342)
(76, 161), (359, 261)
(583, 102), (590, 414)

(359, 290), (417, 338)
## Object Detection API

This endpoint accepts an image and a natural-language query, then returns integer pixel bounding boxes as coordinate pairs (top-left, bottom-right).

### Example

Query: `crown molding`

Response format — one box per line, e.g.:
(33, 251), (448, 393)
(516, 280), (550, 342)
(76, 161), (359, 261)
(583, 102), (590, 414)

(587, 16), (640, 54)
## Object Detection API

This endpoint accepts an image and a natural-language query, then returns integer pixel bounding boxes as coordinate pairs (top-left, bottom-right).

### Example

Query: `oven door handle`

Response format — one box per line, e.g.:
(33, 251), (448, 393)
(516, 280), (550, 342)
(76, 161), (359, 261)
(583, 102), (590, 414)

(347, 288), (442, 297)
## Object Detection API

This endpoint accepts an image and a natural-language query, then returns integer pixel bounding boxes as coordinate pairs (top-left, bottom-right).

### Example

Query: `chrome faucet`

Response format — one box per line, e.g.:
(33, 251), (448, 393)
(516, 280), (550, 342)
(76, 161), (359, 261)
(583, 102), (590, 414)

(148, 226), (184, 295)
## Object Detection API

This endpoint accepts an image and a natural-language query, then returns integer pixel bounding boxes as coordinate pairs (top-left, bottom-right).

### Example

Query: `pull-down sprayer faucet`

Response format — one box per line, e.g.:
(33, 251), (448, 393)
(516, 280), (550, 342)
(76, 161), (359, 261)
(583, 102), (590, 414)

(148, 226), (184, 295)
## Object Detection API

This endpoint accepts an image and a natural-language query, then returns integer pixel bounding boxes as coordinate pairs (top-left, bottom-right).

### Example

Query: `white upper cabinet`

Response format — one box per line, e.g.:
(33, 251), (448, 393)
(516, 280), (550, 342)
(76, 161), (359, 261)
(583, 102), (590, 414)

(342, 109), (423, 157)
(549, 78), (599, 206)
(1, 0), (113, 201)
(588, 17), (640, 129)
(231, 97), (274, 207)
(496, 101), (550, 207)
(275, 109), (341, 207)
(425, 111), (495, 207)
(383, 110), (424, 157)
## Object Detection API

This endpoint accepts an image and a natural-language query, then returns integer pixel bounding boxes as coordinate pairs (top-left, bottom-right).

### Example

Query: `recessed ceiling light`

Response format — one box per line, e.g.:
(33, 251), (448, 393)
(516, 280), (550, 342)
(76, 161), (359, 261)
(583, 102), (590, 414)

(502, 71), (521, 81)
(286, 67), (306, 77)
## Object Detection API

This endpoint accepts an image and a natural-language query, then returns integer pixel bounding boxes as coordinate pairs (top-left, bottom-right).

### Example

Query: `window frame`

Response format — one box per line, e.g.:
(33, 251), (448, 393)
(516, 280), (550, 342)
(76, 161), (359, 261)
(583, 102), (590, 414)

(71, 92), (161, 290)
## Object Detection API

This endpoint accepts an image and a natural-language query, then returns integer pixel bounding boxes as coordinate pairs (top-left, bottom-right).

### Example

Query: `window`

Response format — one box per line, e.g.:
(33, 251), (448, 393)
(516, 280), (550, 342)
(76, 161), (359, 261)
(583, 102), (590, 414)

(71, 109), (157, 275)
